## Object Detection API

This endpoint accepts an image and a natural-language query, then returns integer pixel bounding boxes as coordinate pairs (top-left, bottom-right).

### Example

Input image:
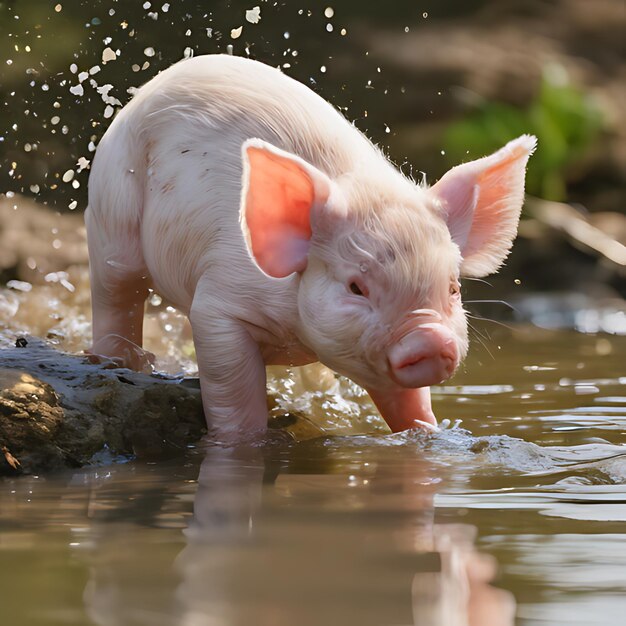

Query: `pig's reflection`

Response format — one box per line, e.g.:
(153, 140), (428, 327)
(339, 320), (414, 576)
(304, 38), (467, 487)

(172, 441), (514, 626)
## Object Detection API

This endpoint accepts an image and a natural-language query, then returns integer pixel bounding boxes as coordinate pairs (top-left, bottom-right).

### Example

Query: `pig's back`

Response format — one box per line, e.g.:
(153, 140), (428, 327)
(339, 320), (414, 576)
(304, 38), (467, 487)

(90, 55), (382, 311)
(130, 54), (372, 176)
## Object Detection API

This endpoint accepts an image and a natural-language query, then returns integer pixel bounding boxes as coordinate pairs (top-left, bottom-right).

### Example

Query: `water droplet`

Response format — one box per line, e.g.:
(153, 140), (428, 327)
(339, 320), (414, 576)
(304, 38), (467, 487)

(324, 7), (334, 18)
(76, 156), (90, 171)
(102, 47), (116, 63)
(246, 6), (261, 24)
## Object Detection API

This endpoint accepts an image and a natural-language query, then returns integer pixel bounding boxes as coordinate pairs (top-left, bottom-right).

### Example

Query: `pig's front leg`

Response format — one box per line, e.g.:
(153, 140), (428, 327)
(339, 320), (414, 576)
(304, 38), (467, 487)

(366, 386), (437, 433)
(190, 290), (268, 441)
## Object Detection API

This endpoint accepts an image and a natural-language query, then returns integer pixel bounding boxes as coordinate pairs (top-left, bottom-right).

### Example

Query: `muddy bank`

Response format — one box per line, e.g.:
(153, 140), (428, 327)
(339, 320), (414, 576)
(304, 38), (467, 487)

(0, 337), (207, 474)
(0, 195), (88, 285)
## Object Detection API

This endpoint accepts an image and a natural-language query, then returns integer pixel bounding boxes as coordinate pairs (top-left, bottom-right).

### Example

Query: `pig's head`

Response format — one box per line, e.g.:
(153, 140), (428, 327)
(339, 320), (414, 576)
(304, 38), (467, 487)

(240, 135), (536, 392)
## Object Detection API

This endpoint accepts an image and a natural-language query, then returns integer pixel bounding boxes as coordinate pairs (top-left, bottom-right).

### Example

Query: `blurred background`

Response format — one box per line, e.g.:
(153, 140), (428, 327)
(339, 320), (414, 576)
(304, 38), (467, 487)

(0, 0), (624, 328)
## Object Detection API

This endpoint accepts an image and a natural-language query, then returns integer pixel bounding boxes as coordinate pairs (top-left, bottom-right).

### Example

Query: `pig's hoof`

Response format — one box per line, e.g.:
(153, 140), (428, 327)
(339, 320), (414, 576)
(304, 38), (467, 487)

(86, 338), (155, 373)
(84, 351), (125, 369)
(85, 350), (155, 373)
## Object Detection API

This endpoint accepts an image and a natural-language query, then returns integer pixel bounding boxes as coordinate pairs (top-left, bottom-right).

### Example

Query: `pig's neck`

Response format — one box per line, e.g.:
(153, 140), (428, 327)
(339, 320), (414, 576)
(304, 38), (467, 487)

(237, 275), (319, 368)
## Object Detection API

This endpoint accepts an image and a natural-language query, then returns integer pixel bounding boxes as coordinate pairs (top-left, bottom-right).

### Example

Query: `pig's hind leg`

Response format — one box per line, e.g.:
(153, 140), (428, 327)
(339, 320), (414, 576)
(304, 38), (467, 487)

(85, 205), (154, 372)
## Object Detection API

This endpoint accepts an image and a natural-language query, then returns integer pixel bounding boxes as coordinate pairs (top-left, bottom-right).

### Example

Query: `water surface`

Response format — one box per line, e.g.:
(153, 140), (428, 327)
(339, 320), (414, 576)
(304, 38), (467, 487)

(1, 279), (625, 625)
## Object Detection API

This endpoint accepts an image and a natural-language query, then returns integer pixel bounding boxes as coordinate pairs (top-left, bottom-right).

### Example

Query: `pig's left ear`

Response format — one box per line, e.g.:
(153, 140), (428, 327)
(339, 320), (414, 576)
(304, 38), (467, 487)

(430, 135), (537, 277)
(240, 139), (333, 278)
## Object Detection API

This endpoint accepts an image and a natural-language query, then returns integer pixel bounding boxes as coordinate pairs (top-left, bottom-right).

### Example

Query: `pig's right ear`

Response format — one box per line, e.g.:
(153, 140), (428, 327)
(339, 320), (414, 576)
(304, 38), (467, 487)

(430, 135), (536, 277)
(240, 139), (333, 278)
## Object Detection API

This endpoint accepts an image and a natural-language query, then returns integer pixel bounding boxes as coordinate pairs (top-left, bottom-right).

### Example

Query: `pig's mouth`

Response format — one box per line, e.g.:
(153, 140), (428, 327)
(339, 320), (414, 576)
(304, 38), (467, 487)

(388, 351), (457, 388)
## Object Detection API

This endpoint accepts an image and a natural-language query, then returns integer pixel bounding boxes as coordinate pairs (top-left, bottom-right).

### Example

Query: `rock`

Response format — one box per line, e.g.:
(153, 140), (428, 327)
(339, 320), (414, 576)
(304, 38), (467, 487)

(0, 337), (206, 475)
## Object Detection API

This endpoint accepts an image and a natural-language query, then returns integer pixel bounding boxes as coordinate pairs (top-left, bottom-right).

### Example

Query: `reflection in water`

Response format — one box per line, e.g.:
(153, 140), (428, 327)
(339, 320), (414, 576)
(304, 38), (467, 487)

(1, 420), (626, 625)
(74, 442), (514, 626)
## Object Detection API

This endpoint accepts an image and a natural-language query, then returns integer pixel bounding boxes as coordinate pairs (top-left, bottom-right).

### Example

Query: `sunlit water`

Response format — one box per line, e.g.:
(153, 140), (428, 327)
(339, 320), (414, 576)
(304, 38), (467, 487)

(1, 272), (625, 626)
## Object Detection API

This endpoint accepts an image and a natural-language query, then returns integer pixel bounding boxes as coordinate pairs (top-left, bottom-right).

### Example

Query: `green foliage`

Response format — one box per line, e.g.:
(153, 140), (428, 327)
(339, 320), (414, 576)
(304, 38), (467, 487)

(443, 67), (603, 201)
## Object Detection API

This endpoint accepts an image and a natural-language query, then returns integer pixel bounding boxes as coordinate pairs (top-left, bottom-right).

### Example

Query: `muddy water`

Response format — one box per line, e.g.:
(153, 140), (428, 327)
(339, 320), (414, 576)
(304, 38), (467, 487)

(1, 275), (625, 626)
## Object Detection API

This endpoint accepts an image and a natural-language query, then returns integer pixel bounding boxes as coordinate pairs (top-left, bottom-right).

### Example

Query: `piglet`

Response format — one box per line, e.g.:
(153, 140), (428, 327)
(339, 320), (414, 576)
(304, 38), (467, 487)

(86, 54), (535, 439)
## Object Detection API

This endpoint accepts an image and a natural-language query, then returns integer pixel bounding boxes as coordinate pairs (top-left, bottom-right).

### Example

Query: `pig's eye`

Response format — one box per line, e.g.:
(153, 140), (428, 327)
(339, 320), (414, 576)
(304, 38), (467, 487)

(348, 281), (368, 297)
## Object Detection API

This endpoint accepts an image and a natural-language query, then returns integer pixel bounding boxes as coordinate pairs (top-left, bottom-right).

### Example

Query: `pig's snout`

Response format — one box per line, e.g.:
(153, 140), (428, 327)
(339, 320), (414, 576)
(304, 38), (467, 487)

(388, 323), (459, 388)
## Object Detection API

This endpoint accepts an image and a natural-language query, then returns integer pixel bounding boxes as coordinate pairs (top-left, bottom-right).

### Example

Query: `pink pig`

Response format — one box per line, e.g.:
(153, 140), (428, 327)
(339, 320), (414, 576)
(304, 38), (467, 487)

(86, 54), (535, 439)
